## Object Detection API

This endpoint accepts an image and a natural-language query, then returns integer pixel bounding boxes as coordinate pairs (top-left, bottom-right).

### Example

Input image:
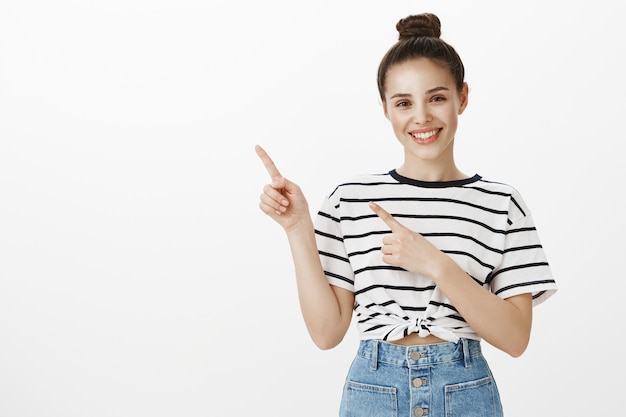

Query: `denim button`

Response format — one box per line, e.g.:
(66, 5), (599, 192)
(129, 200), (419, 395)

(414, 407), (428, 416)
(410, 351), (424, 360)
(412, 378), (423, 388)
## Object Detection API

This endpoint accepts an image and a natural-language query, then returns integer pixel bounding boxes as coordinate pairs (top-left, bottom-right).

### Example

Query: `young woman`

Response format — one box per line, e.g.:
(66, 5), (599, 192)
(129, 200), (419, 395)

(256, 12), (557, 417)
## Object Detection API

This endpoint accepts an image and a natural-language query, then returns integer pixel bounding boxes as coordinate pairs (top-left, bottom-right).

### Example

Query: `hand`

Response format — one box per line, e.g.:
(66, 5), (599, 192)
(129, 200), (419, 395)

(369, 201), (447, 279)
(256, 145), (310, 231)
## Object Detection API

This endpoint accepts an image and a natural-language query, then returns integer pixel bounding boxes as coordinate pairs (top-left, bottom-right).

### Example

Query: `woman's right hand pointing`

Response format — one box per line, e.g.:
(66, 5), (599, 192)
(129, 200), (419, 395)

(255, 145), (310, 232)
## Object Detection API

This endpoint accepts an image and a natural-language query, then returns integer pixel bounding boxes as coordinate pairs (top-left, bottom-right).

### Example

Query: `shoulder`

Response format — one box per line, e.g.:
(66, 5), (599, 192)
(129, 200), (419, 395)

(327, 171), (395, 198)
(469, 176), (519, 194)
(473, 177), (533, 221)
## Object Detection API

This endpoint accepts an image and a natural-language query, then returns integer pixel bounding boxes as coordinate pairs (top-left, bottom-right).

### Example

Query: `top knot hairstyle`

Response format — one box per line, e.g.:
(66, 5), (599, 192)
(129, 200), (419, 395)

(396, 13), (441, 40)
(377, 13), (465, 102)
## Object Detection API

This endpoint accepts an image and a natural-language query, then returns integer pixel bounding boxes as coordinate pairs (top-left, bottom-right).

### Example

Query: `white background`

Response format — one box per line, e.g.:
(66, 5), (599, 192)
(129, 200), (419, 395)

(1, 0), (624, 415)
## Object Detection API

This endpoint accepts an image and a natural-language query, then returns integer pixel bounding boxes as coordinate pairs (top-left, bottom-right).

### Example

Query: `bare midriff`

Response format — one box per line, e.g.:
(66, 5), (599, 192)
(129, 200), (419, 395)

(387, 333), (447, 346)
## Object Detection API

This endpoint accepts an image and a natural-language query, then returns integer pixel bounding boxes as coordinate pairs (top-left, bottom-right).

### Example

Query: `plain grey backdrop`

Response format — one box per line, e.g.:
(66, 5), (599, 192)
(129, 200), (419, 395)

(1, 0), (624, 415)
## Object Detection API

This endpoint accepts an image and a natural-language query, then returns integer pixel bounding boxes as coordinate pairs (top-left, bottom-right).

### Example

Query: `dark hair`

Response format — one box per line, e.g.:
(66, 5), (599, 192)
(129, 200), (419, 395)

(377, 13), (465, 102)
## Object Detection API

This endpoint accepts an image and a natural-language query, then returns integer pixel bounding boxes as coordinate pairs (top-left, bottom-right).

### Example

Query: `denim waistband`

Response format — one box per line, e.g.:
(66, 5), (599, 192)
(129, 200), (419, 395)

(357, 338), (482, 370)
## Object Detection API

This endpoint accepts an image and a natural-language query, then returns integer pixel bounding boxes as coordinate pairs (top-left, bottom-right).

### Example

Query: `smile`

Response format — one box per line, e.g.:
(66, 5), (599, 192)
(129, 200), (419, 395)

(410, 129), (440, 143)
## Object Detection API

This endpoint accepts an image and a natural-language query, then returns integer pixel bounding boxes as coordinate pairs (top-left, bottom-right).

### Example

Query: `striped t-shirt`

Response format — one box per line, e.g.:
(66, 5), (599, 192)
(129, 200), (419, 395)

(314, 170), (557, 343)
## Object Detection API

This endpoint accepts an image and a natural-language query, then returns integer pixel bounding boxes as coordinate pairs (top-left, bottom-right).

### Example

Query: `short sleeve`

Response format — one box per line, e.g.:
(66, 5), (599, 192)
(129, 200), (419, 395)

(313, 192), (355, 292)
(489, 193), (557, 306)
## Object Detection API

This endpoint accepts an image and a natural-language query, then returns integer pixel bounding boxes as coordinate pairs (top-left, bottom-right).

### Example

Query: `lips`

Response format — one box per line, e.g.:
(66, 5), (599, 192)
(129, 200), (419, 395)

(410, 128), (440, 144)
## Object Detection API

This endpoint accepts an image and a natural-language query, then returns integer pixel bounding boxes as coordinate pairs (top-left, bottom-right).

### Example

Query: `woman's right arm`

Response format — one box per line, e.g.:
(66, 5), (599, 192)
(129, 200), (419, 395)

(255, 145), (354, 350)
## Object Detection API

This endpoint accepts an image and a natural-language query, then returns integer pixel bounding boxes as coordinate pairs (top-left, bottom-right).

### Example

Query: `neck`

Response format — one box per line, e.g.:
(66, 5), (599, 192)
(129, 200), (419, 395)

(396, 159), (466, 182)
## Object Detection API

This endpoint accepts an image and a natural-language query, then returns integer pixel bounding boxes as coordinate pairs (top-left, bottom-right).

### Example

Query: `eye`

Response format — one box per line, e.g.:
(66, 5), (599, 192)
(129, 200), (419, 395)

(431, 95), (447, 102)
(395, 100), (410, 107)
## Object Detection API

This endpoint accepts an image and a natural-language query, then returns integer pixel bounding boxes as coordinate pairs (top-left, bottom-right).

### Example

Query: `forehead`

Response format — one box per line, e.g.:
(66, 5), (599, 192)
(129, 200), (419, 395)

(385, 58), (455, 95)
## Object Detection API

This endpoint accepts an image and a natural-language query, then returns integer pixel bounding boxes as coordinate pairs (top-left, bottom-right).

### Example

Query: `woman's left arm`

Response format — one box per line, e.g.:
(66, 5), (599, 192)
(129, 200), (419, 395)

(433, 259), (532, 357)
(369, 202), (533, 357)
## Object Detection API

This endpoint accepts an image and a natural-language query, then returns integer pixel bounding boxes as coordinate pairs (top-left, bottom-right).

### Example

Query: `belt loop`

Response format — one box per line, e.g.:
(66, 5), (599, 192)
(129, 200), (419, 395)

(370, 340), (379, 371)
(462, 338), (471, 368)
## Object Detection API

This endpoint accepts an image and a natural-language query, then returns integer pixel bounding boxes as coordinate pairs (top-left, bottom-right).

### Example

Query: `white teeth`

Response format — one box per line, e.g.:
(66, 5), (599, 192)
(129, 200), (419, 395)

(411, 130), (438, 140)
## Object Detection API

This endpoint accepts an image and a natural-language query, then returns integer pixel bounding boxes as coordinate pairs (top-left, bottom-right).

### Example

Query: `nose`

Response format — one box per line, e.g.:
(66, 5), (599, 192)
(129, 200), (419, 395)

(412, 104), (432, 124)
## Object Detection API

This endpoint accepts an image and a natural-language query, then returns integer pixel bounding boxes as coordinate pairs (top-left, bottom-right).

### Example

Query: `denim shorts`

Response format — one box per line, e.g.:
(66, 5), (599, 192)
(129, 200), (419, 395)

(339, 339), (503, 417)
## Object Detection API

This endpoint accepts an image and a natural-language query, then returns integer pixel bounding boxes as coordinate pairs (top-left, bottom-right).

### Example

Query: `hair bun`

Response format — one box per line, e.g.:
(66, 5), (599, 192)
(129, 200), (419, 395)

(396, 13), (441, 41)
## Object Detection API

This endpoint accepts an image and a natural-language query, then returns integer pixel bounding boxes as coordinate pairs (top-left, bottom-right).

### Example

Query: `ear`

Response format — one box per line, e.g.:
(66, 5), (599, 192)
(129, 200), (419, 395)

(458, 82), (469, 115)
(382, 101), (390, 120)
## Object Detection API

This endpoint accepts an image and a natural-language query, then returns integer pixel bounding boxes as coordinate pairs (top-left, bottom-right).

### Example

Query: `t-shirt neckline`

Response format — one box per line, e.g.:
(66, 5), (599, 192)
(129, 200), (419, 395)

(389, 169), (482, 188)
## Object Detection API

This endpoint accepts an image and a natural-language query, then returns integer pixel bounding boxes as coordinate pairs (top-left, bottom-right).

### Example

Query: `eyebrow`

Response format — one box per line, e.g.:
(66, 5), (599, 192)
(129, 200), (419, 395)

(389, 86), (450, 99)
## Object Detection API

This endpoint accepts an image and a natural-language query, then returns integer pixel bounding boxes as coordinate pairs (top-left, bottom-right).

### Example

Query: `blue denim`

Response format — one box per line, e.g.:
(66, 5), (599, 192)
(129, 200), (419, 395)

(339, 339), (503, 417)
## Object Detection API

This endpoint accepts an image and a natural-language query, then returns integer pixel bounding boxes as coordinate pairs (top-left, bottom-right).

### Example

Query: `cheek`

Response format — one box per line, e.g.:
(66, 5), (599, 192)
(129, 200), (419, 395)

(440, 107), (460, 124)
(388, 113), (408, 130)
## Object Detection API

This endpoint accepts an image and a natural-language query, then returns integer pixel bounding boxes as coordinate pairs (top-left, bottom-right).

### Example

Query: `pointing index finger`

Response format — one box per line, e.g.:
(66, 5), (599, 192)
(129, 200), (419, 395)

(255, 144), (282, 181)
(369, 201), (404, 232)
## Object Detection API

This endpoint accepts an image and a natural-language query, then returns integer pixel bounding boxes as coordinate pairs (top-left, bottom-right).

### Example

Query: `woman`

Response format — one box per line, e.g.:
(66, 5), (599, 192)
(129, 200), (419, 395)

(256, 12), (557, 417)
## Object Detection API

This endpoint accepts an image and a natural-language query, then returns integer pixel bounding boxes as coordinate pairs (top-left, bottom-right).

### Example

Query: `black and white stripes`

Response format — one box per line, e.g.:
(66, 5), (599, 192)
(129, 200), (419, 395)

(314, 170), (557, 343)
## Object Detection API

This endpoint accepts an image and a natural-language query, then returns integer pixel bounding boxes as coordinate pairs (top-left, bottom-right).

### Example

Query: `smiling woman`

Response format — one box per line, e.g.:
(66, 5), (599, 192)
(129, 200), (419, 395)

(0, 1), (623, 416)
(257, 12), (557, 417)
(383, 58), (468, 179)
